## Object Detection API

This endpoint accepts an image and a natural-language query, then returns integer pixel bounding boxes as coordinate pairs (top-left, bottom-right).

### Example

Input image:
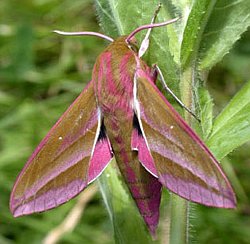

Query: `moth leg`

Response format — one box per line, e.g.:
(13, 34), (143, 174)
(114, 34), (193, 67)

(153, 64), (201, 122)
(139, 3), (162, 58)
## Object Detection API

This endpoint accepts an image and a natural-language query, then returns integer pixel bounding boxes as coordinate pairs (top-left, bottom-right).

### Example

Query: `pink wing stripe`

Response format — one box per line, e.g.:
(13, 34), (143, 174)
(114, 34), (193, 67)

(88, 138), (113, 183)
(159, 174), (235, 208)
(13, 179), (84, 217)
(13, 137), (113, 217)
(131, 129), (158, 177)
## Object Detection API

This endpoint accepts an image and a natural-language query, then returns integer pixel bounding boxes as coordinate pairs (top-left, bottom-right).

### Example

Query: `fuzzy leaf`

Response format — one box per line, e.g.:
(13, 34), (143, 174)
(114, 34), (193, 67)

(198, 86), (214, 140)
(207, 80), (250, 160)
(166, 0), (192, 55)
(199, 0), (250, 70)
(180, 0), (217, 69)
(169, 0), (193, 17)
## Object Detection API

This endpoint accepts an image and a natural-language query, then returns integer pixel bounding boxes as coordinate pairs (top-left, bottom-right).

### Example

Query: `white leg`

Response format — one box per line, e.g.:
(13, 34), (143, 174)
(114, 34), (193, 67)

(155, 65), (200, 122)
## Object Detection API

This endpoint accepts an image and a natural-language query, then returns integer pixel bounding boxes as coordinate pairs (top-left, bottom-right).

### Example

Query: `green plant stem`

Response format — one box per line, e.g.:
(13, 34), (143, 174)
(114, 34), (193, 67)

(169, 195), (189, 244)
(167, 66), (195, 243)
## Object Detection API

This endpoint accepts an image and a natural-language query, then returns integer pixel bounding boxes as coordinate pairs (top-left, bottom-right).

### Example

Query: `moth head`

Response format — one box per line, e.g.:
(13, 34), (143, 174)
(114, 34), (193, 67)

(127, 36), (139, 53)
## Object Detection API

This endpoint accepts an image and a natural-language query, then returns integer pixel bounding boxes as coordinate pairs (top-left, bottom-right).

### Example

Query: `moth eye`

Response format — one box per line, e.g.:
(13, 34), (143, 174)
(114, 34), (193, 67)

(129, 43), (139, 53)
(127, 36), (139, 53)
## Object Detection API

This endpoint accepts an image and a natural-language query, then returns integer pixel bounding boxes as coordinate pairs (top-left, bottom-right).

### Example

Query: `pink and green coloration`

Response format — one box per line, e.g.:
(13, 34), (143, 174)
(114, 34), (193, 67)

(10, 19), (236, 236)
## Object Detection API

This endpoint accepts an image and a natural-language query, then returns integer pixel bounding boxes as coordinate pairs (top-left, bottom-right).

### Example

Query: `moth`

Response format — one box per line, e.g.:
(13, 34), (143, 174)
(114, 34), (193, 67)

(10, 12), (236, 236)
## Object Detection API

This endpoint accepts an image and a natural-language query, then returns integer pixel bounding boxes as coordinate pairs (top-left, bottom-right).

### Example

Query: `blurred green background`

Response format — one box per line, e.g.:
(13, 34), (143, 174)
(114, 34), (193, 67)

(0, 1), (249, 243)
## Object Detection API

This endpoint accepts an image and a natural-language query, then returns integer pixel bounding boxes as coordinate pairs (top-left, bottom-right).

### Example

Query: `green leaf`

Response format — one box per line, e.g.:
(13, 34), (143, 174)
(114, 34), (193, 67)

(198, 86), (214, 139)
(199, 0), (250, 70)
(98, 161), (152, 244)
(180, 0), (217, 69)
(169, 0), (193, 16)
(94, 0), (122, 37)
(144, 2), (180, 85)
(207, 80), (250, 160)
(95, 0), (159, 37)
(179, 0), (216, 123)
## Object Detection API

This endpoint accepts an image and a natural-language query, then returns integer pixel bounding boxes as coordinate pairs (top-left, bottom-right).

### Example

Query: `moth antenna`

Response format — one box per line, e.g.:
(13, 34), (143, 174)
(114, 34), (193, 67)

(126, 17), (179, 44)
(53, 30), (114, 42)
(139, 3), (162, 57)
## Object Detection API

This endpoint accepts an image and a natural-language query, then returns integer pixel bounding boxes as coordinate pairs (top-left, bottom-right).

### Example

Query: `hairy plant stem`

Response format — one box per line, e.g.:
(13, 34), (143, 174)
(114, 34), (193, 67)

(167, 66), (195, 244)
(169, 196), (189, 244)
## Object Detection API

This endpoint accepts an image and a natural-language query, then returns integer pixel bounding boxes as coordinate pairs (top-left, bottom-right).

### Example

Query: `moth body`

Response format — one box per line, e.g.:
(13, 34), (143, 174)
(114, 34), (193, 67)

(93, 37), (161, 234)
